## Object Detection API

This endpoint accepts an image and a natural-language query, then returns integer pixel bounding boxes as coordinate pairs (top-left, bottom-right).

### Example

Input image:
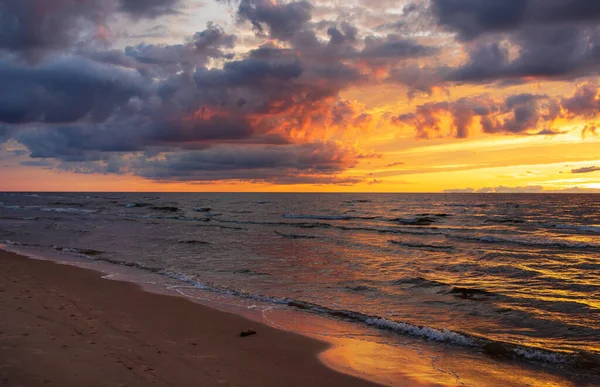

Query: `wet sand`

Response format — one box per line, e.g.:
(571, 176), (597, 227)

(0, 250), (385, 387)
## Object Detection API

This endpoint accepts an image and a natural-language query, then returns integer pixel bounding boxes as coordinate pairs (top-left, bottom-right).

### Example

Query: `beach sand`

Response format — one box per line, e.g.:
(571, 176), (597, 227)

(0, 250), (385, 387)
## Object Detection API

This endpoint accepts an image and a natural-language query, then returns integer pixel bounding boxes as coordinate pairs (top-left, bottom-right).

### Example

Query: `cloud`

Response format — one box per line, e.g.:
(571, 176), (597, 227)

(359, 35), (436, 61)
(431, 0), (600, 41)
(449, 27), (600, 84)
(119, 0), (183, 19)
(1, 14), (404, 184)
(443, 188), (475, 193)
(0, 57), (147, 125)
(386, 161), (405, 167)
(394, 83), (600, 139)
(20, 160), (53, 168)
(3, 0), (598, 188)
(536, 128), (566, 136)
(236, 0), (313, 40)
(446, 185), (600, 193)
(0, 0), (185, 60)
(0, 0), (110, 58)
(571, 166), (600, 174)
(53, 141), (367, 184)
(381, 1), (600, 90)
(582, 123), (599, 139)
(395, 93), (561, 138)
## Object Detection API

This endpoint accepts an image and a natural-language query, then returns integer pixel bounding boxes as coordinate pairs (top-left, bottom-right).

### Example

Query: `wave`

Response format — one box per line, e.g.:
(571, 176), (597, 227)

(1, 203), (99, 214)
(52, 246), (103, 256)
(117, 215), (443, 237)
(391, 216), (439, 226)
(452, 234), (600, 249)
(417, 213), (451, 217)
(485, 218), (526, 224)
(125, 202), (149, 208)
(0, 216), (39, 221)
(233, 269), (271, 276)
(283, 214), (353, 221)
(366, 317), (477, 346)
(445, 203), (488, 208)
(150, 206), (180, 212)
(219, 219), (333, 229)
(391, 277), (448, 288)
(178, 240), (212, 245)
(274, 231), (318, 239)
(448, 286), (493, 300)
(344, 285), (378, 292)
(197, 224), (247, 231)
(193, 207), (212, 212)
(548, 224), (600, 234)
(40, 207), (99, 214)
(388, 240), (454, 250)
(2, 245), (590, 368)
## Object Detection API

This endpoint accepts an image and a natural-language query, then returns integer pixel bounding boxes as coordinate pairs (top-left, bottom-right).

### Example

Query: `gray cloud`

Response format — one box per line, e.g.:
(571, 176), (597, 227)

(431, 0), (600, 41)
(0, 57), (147, 125)
(52, 141), (365, 184)
(237, 0), (313, 40)
(0, 0), (185, 60)
(449, 26), (600, 84)
(20, 160), (53, 168)
(572, 166), (600, 174)
(119, 0), (183, 19)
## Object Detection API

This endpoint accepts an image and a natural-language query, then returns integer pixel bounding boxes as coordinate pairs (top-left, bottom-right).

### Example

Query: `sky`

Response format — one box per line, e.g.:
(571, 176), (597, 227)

(1, 0), (600, 192)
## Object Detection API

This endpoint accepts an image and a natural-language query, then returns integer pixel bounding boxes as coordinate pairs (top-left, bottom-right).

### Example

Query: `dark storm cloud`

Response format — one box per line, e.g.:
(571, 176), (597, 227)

(431, 0), (528, 41)
(0, 0), (461, 184)
(571, 166), (600, 174)
(400, 0), (600, 87)
(431, 0), (600, 41)
(0, 0), (109, 55)
(14, 124), (144, 161)
(0, 57), (147, 124)
(449, 26), (600, 84)
(120, 23), (236, 75)
(359, 35), (436, 60)
(56, 141), (364, 184)
(0, 0), (183, 58)
(237, 0), (313, 40)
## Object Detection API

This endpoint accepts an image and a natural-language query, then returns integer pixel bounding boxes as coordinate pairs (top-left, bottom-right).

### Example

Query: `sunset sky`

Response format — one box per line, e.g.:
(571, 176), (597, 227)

(1, 0), (600, 192)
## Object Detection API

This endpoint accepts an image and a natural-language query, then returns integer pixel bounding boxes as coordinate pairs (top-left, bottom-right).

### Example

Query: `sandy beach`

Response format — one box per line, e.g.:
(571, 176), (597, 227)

(0, 250), (384, 387)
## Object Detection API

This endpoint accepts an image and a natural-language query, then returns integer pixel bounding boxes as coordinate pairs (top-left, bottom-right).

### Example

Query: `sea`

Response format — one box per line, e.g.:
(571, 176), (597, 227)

(1, 192), (599, 385)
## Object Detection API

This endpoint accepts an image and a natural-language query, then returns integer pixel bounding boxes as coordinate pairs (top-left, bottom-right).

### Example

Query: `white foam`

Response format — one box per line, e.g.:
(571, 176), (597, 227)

(365, 317), (477, 347)
(513, 348), (569, 364)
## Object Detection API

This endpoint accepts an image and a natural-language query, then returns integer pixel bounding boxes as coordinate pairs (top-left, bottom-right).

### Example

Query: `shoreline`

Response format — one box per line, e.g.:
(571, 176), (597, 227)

(0, 249), (383, 387)
(2, 247), (598, 387)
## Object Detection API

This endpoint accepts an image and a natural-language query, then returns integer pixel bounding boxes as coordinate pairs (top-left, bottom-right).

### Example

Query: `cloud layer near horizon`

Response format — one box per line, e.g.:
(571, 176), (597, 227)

(1, 0), (600, 186)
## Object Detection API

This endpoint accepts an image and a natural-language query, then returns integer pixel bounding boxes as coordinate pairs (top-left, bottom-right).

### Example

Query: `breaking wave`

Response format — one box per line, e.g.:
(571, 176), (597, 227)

(1, 242), (593, 368)
(274, 231), (318, 239)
